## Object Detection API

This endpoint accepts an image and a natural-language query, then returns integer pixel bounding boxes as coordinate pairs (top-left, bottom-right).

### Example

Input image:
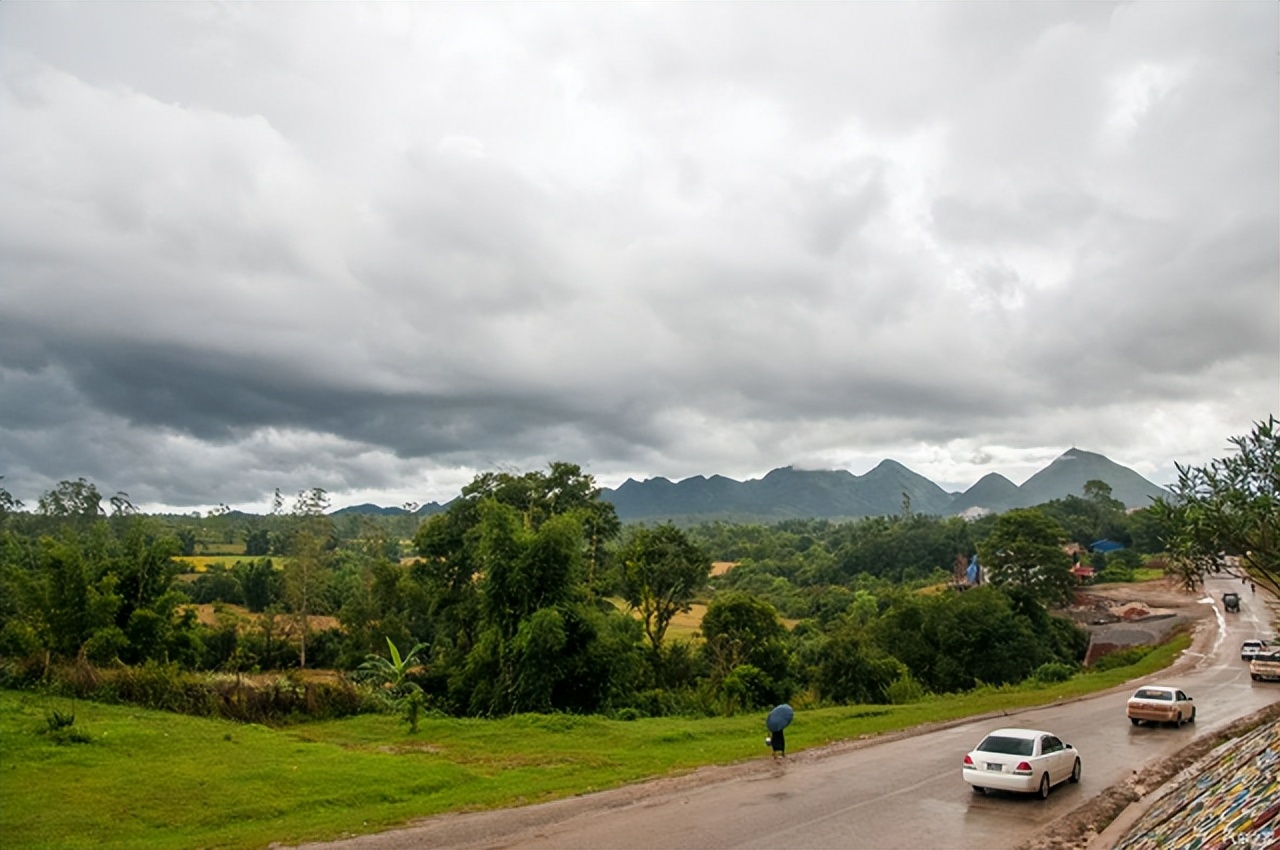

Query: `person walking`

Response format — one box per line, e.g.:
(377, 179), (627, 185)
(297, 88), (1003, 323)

(766, 703), (793, 760)
(768, 727), (786, 759)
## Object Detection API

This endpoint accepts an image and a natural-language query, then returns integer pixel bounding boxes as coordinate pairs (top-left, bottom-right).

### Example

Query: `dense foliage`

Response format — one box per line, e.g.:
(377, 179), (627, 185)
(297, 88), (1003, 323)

(1151, 415), (1279, 595)
(4, 459), (1198, 722)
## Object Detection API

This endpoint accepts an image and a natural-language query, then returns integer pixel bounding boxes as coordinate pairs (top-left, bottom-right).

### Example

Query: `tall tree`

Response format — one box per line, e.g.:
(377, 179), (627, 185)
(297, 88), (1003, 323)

(1153, 416), (1279, 593)
(977, 508), (1076, 605)
(699, 591), (790, 696)
(618, 524), (711, 667)
(283, 488), (334, 668)
(37, 478), (104, 521)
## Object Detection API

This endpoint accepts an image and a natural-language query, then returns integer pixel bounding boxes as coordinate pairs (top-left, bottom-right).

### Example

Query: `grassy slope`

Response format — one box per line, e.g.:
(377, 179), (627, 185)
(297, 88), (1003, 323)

(0, 635), (1187, 850)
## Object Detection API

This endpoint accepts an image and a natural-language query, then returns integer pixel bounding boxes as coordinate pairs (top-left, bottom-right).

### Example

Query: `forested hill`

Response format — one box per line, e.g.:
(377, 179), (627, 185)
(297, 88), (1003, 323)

(599, 449), (1170, 522)
(328, 448), (1170, 522)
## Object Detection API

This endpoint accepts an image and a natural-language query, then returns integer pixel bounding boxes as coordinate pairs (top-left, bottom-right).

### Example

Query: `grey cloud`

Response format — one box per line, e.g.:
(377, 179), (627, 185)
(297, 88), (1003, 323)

(0, 2), (1274, 509)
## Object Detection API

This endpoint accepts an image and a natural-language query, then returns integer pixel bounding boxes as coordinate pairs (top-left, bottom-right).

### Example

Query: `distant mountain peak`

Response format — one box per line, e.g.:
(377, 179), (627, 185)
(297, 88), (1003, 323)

(334, 451), (1171, 522)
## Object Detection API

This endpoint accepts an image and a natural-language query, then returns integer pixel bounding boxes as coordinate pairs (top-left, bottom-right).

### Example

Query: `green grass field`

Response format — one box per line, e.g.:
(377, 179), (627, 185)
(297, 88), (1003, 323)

(0, 635), (1187, 850)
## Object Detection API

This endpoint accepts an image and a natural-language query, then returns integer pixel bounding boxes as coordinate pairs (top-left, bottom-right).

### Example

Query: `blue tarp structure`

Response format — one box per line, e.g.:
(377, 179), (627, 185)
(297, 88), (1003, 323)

(966, 554), (981, 585)
(1090, 539), (1124, 553)
(767, 704), (794, 733)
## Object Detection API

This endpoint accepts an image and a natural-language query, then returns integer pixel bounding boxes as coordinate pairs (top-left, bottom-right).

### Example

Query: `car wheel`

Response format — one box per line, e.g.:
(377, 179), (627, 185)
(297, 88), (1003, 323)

(1189, 708), (1196, 723)
(1129, 717), (1140, 726)
(972, 786), (986, 795)
(1037, 773), (1051, 800)
(1253, 674), (1261, 681)
(1176, 712), (1185, 727)
(1069, 758), (1081, 784)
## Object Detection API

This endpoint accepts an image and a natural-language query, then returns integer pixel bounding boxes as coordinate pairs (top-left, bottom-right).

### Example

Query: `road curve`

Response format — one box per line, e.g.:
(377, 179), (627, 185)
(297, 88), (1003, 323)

(293, 576), (1278, 850)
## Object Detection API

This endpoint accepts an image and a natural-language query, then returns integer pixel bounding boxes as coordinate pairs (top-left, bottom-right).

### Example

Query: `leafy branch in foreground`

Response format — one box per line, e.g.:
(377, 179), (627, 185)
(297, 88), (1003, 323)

(1153, 415), (1279, 594)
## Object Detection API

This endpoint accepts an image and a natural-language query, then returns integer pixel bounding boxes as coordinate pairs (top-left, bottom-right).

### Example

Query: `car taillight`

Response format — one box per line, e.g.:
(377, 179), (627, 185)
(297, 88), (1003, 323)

(963, 755), (974, 767)
(1013, 762), (1033, 775)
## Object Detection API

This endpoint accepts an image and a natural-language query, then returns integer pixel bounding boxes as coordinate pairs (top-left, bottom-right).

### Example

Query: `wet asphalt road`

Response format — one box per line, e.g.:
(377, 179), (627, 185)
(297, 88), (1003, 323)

(294, 576), (1278, 850)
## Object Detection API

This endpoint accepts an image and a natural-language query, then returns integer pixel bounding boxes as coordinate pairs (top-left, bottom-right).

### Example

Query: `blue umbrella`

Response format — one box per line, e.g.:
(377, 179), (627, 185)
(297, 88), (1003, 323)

(766, 703), (794, 733)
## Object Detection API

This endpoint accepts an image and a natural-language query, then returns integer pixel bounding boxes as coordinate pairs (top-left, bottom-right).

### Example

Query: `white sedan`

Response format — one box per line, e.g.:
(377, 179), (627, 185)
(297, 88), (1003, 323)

(1126, 686), (1196, 726)
(962, 727), (1081, 799)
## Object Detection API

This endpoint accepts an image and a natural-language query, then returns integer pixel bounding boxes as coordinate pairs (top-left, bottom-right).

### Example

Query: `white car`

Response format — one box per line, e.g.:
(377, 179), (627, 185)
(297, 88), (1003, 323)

(1249, 651), (1280, 681)
(1241, 640), (1269, 661)
(962, 727), (1081, 799)
(1126, 686), (1196, 726)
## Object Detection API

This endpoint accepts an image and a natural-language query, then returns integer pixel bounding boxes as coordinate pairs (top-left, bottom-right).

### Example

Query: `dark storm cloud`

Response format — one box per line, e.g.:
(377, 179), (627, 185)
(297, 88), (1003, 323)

(0, 2), (1275, 510)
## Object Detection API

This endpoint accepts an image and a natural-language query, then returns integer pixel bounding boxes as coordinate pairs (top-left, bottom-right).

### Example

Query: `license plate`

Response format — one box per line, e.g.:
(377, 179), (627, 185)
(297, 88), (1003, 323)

(986, 763), (1002, 772)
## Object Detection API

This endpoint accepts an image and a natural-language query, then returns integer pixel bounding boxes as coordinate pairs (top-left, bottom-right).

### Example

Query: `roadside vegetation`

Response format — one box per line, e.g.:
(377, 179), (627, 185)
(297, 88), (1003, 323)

(0, 465), (1176, 721)
(0, 416), (1271, 848)
(0, 634), (1187, 850)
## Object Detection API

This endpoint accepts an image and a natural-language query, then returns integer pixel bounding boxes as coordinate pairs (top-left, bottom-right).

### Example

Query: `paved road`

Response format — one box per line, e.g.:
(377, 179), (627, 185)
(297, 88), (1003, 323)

(297, 576), (1278, 850)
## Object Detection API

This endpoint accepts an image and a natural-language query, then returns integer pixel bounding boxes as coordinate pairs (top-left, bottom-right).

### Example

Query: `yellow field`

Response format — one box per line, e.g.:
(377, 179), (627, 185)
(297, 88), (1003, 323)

(183, 602), (339, 633)
(665, 603), (708, 640)
(174, 555), (284, 573)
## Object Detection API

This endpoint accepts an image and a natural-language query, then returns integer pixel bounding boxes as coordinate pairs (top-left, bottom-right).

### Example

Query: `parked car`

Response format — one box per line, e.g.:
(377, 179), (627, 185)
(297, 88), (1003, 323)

(1126, 686), (1196, 726)
(962, 727), (1081, 799)
(1241, 640), (1269, 661)
(1249, 651), (1280, 682)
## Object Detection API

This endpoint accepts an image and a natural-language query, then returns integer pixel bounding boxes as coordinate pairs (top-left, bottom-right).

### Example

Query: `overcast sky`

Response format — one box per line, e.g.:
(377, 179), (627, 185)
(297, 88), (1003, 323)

(1, 2), (1276, 514)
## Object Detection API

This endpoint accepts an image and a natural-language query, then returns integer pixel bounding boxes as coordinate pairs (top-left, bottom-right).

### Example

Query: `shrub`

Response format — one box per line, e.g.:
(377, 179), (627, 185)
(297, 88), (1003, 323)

(1031, 662), (1076, 684)
(1089, 646), (1151, 671)
(1096, 564), (1134, 583)
(41, 707), (92, 745)
(26, 659), (371, 724)
(885, 671), (926, 704)
(720, 664), (780, 713)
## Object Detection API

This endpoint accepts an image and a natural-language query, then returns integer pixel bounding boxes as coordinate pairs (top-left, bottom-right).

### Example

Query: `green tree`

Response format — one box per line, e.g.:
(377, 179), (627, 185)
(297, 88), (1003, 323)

(1152, 415), (1279, 593)
(37, 479), (104, 521)
(244, 526), (271, 557)
(617, 524), (711, 667)
(815, 623), (906, 705)
(0, 477), (23, 526)
(234, 558), (280, 612)
(700, 592), (790, 702)
(977, 508), (1076, 605)
(283, 488), (335, 668)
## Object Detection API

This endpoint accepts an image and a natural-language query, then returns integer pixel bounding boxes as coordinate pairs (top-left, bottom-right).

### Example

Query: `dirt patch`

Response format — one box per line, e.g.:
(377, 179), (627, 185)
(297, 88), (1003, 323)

(710, 561), (737, 577)
(1054, 579), (1213, 664)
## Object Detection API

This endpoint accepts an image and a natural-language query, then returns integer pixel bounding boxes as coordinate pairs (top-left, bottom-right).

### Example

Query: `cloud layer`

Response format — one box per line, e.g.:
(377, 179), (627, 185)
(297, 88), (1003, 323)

(2, 3), (1276, 511)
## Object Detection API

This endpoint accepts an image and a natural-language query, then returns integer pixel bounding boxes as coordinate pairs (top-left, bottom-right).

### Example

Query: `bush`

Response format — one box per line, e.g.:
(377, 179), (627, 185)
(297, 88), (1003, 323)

(1089, 646), (1151, 672)
(885, 671), (926, 704)
(24, 659), (372, 724)
(41, 708), (92, 745)
(1031, 662), (1076, 684)
(1096, 564), (1134, 583)
(720, 664), (781, 712)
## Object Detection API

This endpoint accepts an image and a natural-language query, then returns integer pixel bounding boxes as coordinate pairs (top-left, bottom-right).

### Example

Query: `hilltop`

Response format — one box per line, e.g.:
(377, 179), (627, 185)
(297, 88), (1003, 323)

(334, 448), (1170, 522)
(599, 448), (1169, 522)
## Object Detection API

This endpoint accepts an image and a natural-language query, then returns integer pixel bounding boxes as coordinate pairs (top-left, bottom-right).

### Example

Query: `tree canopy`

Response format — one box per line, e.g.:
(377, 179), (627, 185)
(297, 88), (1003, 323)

(1153, 415), (1279, 593)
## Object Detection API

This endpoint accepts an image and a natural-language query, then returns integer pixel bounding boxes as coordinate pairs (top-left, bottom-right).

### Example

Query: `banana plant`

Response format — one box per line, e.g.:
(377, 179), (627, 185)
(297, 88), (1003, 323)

(357, 637), (429, 731)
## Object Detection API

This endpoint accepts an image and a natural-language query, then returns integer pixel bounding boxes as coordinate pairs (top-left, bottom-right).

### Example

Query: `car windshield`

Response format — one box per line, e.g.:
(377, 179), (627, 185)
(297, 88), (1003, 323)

(1133, 689), (1172, 700)
(976, 735), (1034, 756)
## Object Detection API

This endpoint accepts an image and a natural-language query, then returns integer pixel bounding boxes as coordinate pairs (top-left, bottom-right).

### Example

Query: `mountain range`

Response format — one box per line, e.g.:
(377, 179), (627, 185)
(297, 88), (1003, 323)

(333, 448), (1171, 523)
